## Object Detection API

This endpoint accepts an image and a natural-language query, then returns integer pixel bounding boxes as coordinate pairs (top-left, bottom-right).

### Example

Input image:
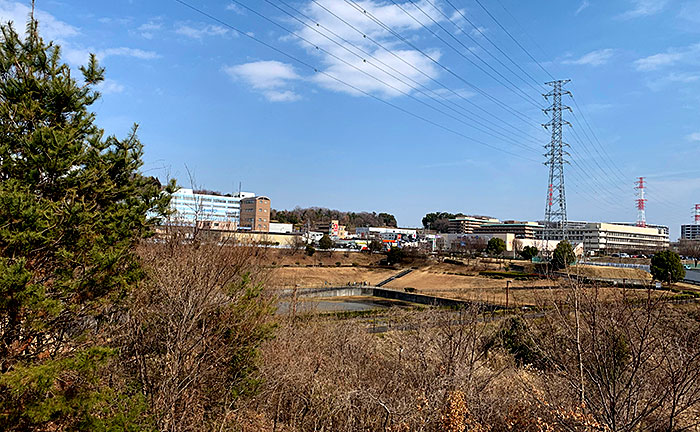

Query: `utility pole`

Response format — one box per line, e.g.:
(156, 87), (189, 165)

(635, 177), (647, 228)
(542, 79), (572, 250)
(505, 280), (510, 309)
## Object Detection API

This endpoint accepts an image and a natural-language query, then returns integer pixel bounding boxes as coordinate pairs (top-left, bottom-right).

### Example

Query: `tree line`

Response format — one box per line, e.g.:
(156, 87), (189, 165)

(271, 207), (397, 228)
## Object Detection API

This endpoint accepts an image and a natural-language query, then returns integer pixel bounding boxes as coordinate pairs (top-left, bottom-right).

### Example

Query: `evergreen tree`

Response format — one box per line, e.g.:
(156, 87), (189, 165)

(552, 240), (576, 270)
(486, 237), (506, 256)
(650, 250), (685, 284)
(318, 234), (334, 250)
(519, 246), (539, 261)
(0, 17), (173, 428)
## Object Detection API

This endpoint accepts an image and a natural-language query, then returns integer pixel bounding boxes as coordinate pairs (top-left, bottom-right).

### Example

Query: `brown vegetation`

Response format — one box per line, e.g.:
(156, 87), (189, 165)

(114, 236), (276, 431)
(245, 285), (700, 431)
(269, 266), (400, 288)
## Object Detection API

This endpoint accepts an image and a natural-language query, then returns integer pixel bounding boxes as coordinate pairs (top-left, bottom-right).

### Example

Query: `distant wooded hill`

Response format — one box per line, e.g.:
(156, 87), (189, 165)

(271, 207), (397, 229)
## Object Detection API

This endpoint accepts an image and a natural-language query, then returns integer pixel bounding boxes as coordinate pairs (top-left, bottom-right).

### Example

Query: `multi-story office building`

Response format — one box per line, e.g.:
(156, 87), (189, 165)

(616, 222), (670, 237)
(448, 216), (500, 234)
(583, 223), (669, 253)
(682, 224), (700, 240)
(169, 188), (254, 225)
(356, 226), (417, 240)
(474, 221), (543, 239)
(239, 196), (271, 232)
(543, 221), (669, 253)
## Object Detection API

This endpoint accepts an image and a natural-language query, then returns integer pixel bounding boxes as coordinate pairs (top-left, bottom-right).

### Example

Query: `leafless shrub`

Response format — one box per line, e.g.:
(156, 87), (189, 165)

(524, 281), (700, 431)
(249, 308), (517, 431)
(116, 238), (275, 432)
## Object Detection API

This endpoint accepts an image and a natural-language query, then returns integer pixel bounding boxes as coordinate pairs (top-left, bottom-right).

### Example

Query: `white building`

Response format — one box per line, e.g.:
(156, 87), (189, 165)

(169, 188), (255, 225)
(546, 221), (669, 253)
(355, 226), (417, 240)
(582, 223), (669, 253)
(269, 222), (294, 234)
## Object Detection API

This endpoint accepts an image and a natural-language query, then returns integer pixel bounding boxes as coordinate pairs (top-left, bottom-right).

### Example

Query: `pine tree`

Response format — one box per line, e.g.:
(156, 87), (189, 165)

(0, 16), (173, 428)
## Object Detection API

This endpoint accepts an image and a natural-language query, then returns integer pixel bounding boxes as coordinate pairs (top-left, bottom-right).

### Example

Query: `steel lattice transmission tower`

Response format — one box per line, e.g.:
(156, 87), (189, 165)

(542, 79), (572, 243)
(694, 204), (700, 225)
(635, 177), (647, 227)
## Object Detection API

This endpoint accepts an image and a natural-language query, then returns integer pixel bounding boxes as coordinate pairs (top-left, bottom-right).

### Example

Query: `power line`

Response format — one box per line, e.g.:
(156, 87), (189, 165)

(173, 0), (539, 162)
(267, 0), (544, 152)
(307, 0), (545, 143)
(343, 0), (540, 126)
(233, 0), (542, 156)
(387, 0), (544, 109)
(437, 0), (547, 90)
(472, 0), (555, 80)
(466, 0), (634, 209)
(570, 95), (629, 183)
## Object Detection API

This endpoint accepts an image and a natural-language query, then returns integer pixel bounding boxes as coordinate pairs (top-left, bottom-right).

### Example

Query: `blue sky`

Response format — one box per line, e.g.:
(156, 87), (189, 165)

(4, 0), (700, 237)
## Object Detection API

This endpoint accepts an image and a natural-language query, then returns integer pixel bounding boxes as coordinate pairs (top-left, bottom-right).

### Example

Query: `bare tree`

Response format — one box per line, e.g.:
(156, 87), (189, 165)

(117, 238), (274, 432)
(525, 281), (700, 431)
(680, 240), (700, 268)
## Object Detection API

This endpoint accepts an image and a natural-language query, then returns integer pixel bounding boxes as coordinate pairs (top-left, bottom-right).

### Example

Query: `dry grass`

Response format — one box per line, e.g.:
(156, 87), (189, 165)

(569, 264), (652, 281)
(262, 249), (384, 267)
(268, 260), (663, 307)
(381, 266), (663, 306)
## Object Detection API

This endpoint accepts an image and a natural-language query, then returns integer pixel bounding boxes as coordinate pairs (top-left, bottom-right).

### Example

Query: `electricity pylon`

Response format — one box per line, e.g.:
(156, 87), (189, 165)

(543, 79), (572, 246)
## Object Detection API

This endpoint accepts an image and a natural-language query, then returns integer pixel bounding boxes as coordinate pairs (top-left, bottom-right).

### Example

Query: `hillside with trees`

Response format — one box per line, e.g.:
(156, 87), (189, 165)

(271, 207), (397, 228)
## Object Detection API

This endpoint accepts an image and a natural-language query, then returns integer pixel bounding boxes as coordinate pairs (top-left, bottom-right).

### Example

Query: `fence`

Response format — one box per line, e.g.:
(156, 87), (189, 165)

(579, 260), (650, 272)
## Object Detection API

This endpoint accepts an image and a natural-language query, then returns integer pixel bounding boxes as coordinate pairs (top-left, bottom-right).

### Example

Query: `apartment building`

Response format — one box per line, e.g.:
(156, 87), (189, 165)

(239, 196), (271, 232)
(681, 224), (700, 240)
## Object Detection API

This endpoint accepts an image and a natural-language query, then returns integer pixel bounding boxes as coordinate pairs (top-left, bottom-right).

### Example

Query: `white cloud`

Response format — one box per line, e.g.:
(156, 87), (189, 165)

(469, 26), (487, 38)
(225, 3), (245, 14)
(0, 2), (158, 69)
(562, 49), (615, 66)
(138, 20), (162, 39)
(686, 132), (700, 142)
(96, 78), (125, 94)
(224, 60), (302, 102)
(264, 90), (301, 102)
(175, 23), (228, 39)
(634, 43), (700, 71)
(635, 52), (684, 71)
(619, 0), (669, 19)
(63, 46), (159, 65)
(0, 0), (78, 40)
(575, 1), (590, 15)
(101, 47), (159, 60)
(291, 0), (446, 97)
